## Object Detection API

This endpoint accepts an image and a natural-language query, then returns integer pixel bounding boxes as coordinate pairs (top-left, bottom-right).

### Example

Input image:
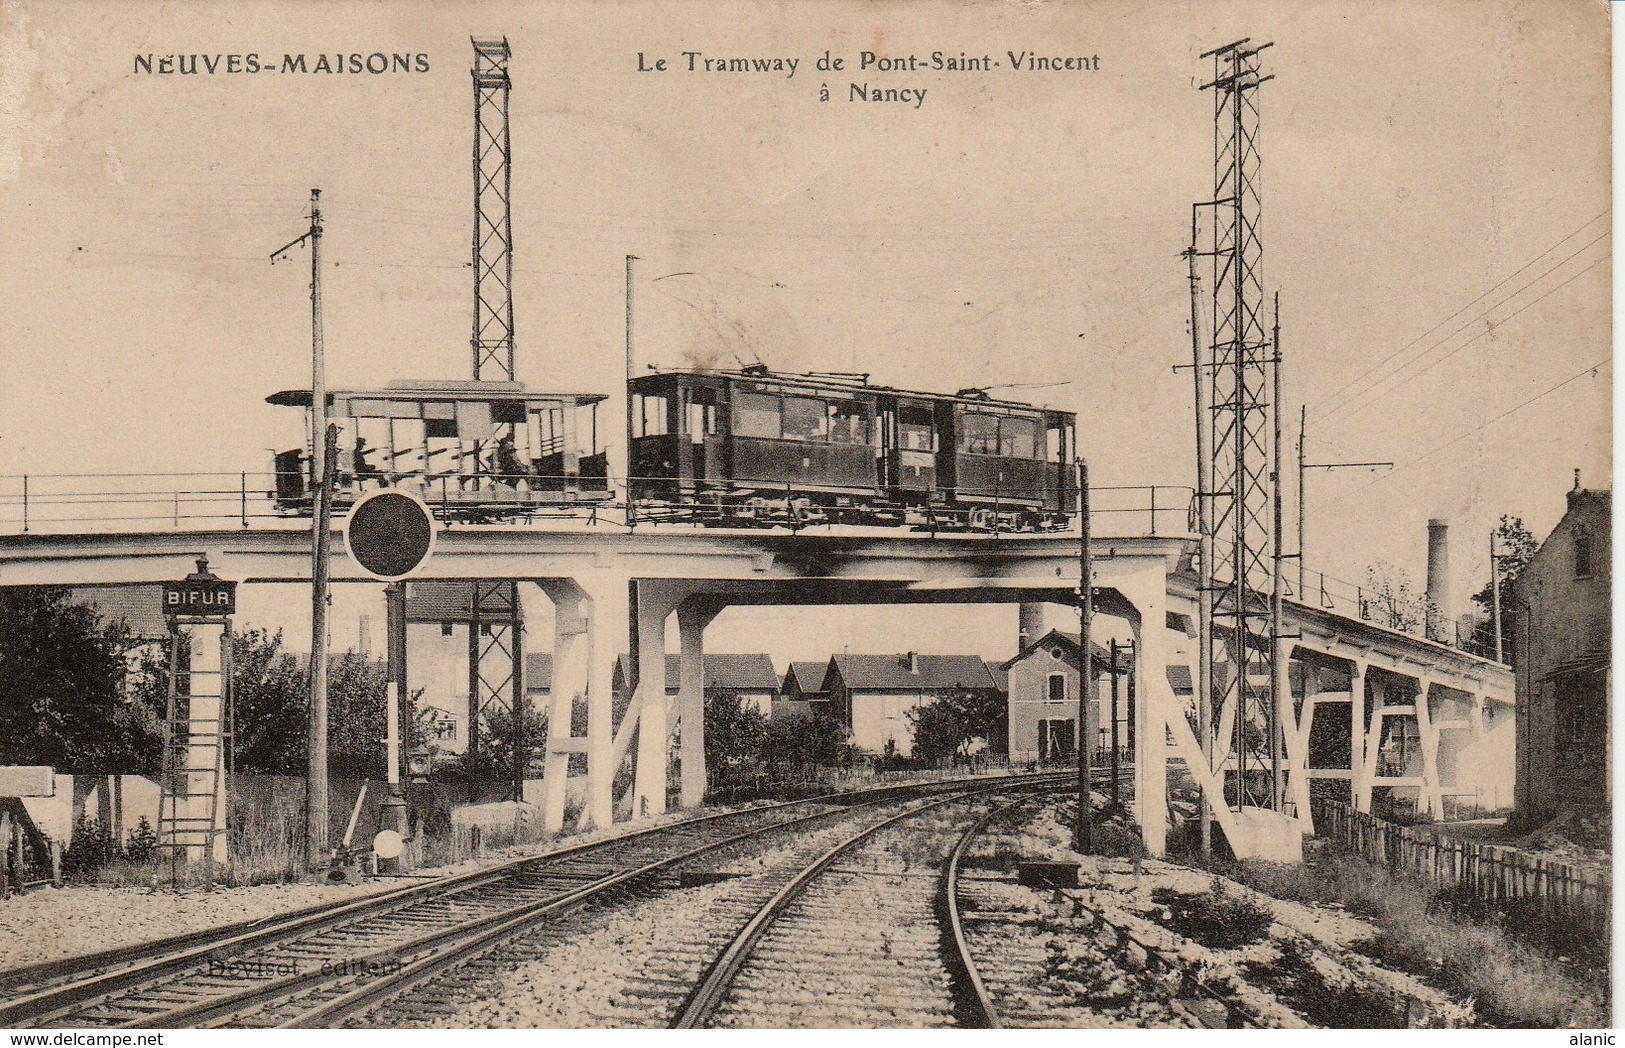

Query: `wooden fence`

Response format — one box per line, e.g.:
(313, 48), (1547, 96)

(1313, 799), (1611, 938)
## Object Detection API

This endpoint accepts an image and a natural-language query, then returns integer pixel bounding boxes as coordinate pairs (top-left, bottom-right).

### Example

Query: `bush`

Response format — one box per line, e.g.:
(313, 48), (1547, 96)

(126, 816), (159, 863)
(1153, 877), (1275, 949)
(62, 814), (117, 882)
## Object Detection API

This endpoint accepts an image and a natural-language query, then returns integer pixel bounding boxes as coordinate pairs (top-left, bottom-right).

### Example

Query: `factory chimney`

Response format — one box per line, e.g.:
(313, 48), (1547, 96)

(1426, 519), (1451, 643)
(1019, 603), (1046, 654)
(907, 650), (920, 674)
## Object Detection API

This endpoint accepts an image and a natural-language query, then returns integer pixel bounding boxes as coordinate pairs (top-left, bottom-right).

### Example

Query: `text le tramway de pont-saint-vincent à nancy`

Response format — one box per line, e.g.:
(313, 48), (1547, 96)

(636, 49), (1102, 108)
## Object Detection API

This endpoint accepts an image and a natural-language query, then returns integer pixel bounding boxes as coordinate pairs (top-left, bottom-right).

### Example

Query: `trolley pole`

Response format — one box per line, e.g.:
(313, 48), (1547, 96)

(1074, 459), (1094, 855)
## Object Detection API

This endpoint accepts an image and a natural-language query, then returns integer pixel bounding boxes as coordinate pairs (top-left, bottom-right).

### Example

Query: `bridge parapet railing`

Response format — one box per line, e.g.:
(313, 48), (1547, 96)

(0, 472), (288, 534)
(0, 471), (1197, 539)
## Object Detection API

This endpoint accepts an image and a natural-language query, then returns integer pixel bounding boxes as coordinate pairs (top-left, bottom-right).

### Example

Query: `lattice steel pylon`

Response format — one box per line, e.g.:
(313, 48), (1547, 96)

(1195, 39), (1282, 812)
(467, 38), (525, 792)
(472, 36), (515, 382)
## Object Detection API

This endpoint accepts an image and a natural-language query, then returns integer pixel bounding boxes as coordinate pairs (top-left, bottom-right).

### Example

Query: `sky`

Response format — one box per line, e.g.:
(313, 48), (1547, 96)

(0, 0), (1610, 664)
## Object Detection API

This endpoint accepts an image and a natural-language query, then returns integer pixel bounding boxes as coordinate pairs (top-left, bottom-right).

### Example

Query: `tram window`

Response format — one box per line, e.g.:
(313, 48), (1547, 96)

(492, 400), (527, 426)
(899, 406), (936, 451)
(1047, 423), (1065, 461)
(828, 401), (870, 445)
(424, 401), (457, 440)
(1000, 417), (1037, 458)
(534, 406), (565, 455)
(734, 392), (780, 439)
(393, 418), (425, 473)
(781, 396), (828, 442)
(635, 394), (670, 437)
(960, 413), (1000, 455)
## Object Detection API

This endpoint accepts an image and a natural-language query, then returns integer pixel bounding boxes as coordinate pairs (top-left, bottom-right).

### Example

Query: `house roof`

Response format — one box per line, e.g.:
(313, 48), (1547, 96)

(68, 586), (170, 640)
(405, 580), (476, 624)
(1002, 629), (1116, 672)
(784, 661), (832, 696)
(828, 653), (997, 692)
(403, 580), (529, 625)
(611, 653), (781, 693)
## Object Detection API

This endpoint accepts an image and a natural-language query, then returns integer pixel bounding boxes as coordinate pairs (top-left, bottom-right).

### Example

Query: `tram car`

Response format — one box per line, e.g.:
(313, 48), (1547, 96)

(267, 379), (611, 519)
(628, 365), (1077, 531)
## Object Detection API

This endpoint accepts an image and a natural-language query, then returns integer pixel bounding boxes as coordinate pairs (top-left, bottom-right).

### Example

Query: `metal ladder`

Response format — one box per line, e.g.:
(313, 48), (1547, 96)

(157, 630), (230, 876)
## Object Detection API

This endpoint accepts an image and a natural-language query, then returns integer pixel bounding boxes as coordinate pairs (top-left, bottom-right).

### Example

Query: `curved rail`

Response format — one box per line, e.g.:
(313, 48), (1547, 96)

(0, 772), (1061, 1028)
(941, 795), (1036, 1029)
(670, 779), (1061, 1029)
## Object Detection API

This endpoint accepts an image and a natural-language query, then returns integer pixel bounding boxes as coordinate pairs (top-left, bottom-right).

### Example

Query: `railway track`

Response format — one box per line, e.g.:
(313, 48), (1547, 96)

(669, 786), (1055, 1028)
(0, 773), (1062, 1029)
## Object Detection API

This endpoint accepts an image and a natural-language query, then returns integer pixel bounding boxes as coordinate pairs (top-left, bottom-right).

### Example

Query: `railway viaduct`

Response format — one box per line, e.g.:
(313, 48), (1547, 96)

(0, 522), (1510, 859)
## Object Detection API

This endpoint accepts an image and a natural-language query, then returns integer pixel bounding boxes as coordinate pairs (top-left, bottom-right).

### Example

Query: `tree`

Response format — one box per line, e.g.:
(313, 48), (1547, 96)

(907, 689), (1007, 765)
(223, 628), (402, 777)
(1362, 561), (1433, 635)
(702, 688), (768, 791)
(759, 712), (854, 775)
(438, 701), (549, 788)
(227, 628), (308, 775)
(1467, 515), (1538, 661)
(0, 587), (162, 773)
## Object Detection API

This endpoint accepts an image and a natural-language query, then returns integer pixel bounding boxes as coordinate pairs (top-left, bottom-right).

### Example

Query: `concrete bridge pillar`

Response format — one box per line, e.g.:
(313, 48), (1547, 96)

(1350, 659), (1370, 811)
(676, 599), (722, 810)
(535, 572), (628, 831)
(628, 580), (705, 819)
(1415, 678), (1444, 819)
(1287, 655), (1317, 832)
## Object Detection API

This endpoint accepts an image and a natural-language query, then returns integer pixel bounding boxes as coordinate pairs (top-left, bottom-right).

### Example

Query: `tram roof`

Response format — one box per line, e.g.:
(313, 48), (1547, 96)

(267, 379), (608, 407)
(633, 367), (1067, 414)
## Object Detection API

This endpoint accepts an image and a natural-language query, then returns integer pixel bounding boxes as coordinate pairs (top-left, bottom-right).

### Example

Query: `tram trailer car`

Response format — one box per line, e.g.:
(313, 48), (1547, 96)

(628, 366), (1077, 531)
(267, 379), (611, 519)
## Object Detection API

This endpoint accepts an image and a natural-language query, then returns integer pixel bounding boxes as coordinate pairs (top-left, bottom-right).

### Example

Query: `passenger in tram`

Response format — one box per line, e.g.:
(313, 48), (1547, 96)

(495, 434), (527, 486)
(352, 437), (385, 488)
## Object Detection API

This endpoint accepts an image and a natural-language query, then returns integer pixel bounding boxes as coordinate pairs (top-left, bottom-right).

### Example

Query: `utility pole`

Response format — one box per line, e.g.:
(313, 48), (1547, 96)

(625, 254), (638, 527)
(1109, 638), (1122, 812)
(1186, 240), (1213, 861)
(1270, 294), (1284, 812)
(1297, 405), (1393, 597)
(1075, 459), (1093, 854)
(271, 189), (331, 869)
(1489, 530), (1505, 663)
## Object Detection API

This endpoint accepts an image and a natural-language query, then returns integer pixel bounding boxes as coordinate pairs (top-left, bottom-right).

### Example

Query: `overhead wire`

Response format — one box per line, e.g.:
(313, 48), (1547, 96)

(1307, 210), (1608, 414)
(1309, 356), (1610, 512)
(1318, 229), (1609, 424)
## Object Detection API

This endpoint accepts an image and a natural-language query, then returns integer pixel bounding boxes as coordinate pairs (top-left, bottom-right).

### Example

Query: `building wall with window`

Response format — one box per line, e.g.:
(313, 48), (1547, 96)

(1513, 485), (1611, 823)
(1004, 630), (1099, 764)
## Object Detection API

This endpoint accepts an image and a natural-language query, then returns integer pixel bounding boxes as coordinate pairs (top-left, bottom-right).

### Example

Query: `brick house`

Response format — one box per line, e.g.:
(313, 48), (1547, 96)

(1513, 483), (1611, 823)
